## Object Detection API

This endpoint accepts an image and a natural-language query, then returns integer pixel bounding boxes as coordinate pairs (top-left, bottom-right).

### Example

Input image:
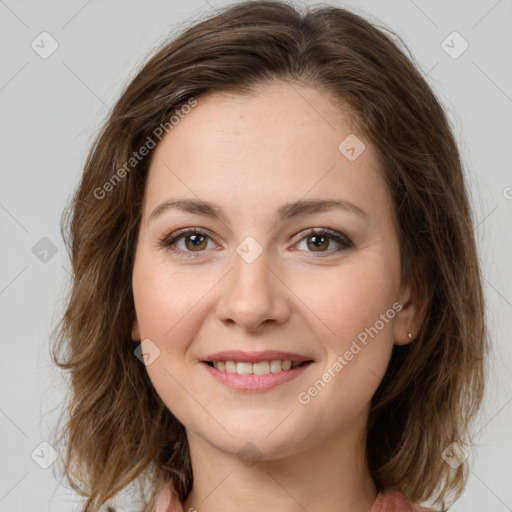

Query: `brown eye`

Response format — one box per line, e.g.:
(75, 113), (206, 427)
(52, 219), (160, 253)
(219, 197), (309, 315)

(306, 234), (330, 252)
(159, 228), (215, 258)
(295, 228), (352, 257)
(183, 233), (208, 251)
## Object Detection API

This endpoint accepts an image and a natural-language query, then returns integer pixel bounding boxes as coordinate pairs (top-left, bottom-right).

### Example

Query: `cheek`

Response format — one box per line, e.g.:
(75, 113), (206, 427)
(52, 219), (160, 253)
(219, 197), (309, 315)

(132, 250), (205, 342)
(292, 255), (400, 346)
(294, 277), (396, 421)
(131, 256), (207, 420)
(131, 252), (220, 404)
(290, 254), (400, 405)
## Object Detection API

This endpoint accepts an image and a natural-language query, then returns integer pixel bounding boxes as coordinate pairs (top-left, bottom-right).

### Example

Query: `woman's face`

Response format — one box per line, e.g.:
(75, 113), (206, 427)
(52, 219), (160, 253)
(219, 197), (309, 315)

(131, 81), (415, 460)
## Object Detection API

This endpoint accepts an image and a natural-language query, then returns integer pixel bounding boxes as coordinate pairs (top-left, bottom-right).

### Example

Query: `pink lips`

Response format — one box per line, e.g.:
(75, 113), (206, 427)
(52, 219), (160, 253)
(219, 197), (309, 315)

(201, 360), (312, 391)
(200, 349), (314, 392)
(203, 349), (312, 364)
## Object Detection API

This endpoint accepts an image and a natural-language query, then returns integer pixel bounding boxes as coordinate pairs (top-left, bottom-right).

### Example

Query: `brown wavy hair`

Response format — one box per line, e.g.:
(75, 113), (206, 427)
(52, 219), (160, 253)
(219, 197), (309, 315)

(50, 1), (488, 511)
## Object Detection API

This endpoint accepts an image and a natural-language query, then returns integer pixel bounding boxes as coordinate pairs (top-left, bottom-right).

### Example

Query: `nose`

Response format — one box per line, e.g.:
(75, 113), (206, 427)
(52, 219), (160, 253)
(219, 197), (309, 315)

(215, 248), (291, 332)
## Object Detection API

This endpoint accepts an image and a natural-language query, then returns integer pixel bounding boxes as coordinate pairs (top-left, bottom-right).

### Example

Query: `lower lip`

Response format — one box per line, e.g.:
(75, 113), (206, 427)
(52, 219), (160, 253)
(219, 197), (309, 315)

(201, 361), (313, 391)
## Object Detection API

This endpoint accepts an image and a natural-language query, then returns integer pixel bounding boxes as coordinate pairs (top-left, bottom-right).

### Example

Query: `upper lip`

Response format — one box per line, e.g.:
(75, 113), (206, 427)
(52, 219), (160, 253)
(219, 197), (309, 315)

(203, 350), (313, 364)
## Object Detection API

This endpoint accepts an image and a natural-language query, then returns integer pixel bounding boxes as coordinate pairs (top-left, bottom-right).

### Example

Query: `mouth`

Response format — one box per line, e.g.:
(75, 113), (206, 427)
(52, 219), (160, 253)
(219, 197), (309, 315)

(200, 349), (314, 391)
(202, 359), (312, 375)
(200, 358), (314, 392)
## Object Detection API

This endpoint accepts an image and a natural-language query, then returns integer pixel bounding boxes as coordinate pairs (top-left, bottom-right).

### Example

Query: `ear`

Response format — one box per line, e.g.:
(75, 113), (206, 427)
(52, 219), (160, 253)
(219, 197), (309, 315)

(131, 312), (140, 342)
(393, 266), (428, 346)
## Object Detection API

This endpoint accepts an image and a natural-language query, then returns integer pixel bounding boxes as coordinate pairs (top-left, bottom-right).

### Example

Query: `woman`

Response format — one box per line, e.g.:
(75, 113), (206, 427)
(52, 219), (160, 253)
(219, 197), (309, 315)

(51, 2), (488, 511)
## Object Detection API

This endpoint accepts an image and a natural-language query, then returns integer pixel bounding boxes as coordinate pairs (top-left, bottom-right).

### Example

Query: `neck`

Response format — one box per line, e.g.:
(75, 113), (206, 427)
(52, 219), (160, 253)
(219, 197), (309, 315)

(182, 413), (377, 512)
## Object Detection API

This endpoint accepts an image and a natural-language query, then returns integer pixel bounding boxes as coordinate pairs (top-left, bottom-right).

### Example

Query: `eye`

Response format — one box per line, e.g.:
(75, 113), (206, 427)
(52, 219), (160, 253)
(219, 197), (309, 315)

(294, 228), (352, 257)
(158, 227), (216, 258)
(158, 227), (352, 259)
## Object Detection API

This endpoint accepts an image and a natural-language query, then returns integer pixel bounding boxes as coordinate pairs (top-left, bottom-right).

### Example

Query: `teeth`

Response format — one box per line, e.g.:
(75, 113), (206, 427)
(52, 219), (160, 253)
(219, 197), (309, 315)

(270, 360), (282, 373)
(237, 362), (253, 374)
(225, 361), (237, 373)
(254, 361), (271, 374)
(212, 359), (301, 375)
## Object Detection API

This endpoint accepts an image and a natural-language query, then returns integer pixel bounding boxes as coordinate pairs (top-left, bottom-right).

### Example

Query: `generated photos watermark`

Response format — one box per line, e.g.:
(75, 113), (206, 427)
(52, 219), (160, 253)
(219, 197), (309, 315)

(94, 97), (198, 200)
(297, 301), (403, 405)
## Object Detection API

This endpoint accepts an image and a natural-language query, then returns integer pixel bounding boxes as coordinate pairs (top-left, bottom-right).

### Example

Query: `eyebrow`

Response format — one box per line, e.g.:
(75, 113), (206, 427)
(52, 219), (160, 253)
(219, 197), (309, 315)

(147, 197), (369, 225)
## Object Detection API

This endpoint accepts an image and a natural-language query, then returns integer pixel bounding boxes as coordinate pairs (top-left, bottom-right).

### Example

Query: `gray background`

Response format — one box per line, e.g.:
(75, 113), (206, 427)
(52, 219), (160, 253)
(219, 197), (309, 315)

(1, 0), (511, 511)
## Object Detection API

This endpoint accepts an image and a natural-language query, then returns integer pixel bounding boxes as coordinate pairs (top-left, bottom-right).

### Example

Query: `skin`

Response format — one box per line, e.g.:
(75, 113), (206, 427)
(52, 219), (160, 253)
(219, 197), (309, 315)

(131, 80), (425, 512)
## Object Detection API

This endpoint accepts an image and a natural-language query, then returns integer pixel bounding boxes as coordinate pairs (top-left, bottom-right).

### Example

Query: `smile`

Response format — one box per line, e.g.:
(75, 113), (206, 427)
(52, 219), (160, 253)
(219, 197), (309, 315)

(201, 360), (314, 391)
(205, 359), (306, 374)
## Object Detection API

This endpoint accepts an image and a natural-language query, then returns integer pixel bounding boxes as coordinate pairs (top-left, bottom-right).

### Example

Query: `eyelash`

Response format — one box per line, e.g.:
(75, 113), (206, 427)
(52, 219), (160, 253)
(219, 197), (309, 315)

(158, 227), (353, 259)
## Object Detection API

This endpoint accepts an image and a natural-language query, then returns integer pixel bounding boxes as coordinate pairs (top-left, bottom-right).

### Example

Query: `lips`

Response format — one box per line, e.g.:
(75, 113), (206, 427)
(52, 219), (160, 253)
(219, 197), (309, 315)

(202, 349), (313, 364)
(200, 349), (315, 391)
(202, 358), (314, 391)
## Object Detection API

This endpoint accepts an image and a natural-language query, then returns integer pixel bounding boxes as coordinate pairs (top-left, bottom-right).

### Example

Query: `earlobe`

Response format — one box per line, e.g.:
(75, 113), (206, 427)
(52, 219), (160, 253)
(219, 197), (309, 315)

(393, 275), (428, 346)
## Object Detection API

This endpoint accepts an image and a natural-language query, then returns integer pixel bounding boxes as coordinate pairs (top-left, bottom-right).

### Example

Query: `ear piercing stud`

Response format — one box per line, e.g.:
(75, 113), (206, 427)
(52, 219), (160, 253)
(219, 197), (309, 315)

(408, 333), (413, 340)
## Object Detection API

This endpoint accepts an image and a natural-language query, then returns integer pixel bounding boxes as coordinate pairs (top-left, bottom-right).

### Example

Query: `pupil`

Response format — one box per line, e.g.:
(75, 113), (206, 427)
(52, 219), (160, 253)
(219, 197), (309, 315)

(309, 235), (327, 250)
(187, 234), (205, 250)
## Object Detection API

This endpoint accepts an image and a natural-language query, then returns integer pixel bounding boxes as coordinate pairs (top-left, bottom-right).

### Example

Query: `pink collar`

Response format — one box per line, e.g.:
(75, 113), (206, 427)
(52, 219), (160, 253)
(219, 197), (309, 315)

(154, 487), (436, 512)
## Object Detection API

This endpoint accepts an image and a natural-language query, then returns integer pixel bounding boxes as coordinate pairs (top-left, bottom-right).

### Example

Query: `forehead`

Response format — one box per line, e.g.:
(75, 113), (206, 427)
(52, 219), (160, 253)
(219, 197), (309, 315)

(143, 81), (390, 224)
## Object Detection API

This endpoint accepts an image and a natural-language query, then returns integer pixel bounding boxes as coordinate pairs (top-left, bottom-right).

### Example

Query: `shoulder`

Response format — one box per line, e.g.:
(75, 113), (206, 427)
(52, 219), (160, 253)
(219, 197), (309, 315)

(373, 491), (441, 512)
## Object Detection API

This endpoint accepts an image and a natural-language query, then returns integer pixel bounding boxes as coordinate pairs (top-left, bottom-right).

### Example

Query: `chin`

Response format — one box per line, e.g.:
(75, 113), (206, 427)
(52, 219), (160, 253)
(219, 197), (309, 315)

(193, 421), (311, 462)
